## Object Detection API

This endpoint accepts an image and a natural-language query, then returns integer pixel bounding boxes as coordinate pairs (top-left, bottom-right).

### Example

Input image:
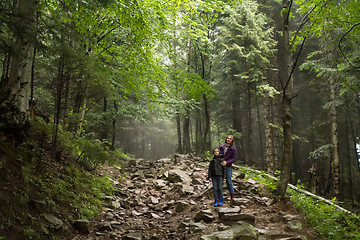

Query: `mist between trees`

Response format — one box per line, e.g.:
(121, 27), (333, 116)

(1, 0), (360, 206)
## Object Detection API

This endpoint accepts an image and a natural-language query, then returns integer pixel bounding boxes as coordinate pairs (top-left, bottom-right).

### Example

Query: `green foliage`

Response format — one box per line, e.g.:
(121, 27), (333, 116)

(237, 166), (360, 240)
(223, 128), (242, 141)
(308, 144), (332, 160)
(289, 189), (360, 240)
(205, 150), (213, 162)
(239, 166), (279, 195)
(0, 116), (113, 238)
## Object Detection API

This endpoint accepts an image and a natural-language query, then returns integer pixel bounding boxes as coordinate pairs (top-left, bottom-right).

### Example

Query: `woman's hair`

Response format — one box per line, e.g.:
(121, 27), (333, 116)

(225, 135), (234, 145)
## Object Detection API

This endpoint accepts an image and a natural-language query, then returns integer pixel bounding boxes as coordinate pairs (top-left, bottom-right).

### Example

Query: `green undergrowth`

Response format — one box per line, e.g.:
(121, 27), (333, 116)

(238, 166), (360, 240)
(0, 117), (118, 239)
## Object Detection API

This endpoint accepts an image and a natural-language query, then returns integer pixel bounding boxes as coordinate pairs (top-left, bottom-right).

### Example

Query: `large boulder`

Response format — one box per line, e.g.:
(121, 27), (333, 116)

(201, 221), (258, 240)
(167, 169), (192, 183)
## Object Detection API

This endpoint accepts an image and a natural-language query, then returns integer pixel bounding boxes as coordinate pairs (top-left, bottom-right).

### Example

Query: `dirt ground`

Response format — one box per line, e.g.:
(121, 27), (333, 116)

(69, 155), (321, 240)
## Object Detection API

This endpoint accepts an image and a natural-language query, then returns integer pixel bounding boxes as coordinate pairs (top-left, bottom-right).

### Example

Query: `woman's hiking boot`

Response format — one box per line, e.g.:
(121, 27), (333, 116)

(214, 199), (219, 207)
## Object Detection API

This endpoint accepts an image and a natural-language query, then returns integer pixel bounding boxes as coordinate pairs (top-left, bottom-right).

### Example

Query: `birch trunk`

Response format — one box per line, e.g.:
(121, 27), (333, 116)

(78, 85), (89, 134)
(329, 77), (341, 198)
(182, 37), (192, 154)
(277, 0), (294, 198)
(1, 0), (38, 128)
(264, 94), (274, 173)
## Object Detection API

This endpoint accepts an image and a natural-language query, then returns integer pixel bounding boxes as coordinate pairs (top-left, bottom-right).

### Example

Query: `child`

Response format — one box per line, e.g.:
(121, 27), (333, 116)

(208, 148), (226, 207)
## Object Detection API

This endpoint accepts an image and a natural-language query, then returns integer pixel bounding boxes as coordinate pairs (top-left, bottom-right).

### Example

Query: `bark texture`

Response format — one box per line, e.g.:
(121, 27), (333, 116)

(329, 77), (340, 198)
(0, 0), (38, 129)
(277, 0), (294, 198)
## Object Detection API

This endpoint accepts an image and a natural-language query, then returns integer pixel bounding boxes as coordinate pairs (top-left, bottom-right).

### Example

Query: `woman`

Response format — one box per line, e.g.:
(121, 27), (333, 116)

(219, 135), (237, 201)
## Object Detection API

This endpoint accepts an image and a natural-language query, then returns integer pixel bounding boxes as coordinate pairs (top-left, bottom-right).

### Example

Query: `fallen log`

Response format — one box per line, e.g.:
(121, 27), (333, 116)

(235, 165), (353, 215)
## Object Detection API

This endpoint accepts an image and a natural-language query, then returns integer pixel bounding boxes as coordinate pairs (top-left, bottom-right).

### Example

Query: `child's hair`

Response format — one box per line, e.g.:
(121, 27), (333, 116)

(213, 148), (219, 154)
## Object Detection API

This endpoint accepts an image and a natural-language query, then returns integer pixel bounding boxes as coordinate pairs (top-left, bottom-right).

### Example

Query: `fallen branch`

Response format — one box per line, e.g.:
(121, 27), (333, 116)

(235, 165), (353, 215)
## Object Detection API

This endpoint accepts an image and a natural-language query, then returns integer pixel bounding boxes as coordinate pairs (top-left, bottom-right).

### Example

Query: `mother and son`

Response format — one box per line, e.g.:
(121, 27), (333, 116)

(207, 135), (237, 207)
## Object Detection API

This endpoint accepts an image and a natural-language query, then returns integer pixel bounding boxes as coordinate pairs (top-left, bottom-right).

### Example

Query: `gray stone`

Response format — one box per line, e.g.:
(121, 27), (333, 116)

(178, 220), (207, 233)
(122, 231), (142, 240)
(201, 221), (257, 240)
(167, 169), (192, 183)
(180, 184), (195, 195)
(131, 210), (142, 216)
(285, 220), (303, 232)
(175, 201), (190, 213)
(153, 179), (166, 189)
(74, 219), (94, 234)
(43, 213), (63, 229)
(231, 197), (250, 206)
(279, 235), (307, 240)
(194, 209), (214, 222)
(150, 196), (160, 204)
(221, 213), (255, 225)
(217, 206), (241, 218)
(150, 213), (161, 219)
(283, 214), (298, 221)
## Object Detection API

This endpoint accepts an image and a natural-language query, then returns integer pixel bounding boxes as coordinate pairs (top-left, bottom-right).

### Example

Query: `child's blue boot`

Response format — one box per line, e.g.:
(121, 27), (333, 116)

(214, 199), (219, 207)
(218, 198), (223, 206)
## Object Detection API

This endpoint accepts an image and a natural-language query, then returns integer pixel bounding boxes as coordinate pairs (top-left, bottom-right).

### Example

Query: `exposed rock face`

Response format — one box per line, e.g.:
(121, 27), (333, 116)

(69, 154), (320, 240)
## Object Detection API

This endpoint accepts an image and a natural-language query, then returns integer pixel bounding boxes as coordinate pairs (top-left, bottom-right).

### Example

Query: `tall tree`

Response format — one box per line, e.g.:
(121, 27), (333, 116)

(214, 1), (276, 163)
(277, 0), (293, 198)
(0, 0), (38, 132)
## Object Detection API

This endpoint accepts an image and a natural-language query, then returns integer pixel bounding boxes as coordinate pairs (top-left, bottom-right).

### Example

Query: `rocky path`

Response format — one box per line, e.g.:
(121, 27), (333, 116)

(70, 154), (321, 240)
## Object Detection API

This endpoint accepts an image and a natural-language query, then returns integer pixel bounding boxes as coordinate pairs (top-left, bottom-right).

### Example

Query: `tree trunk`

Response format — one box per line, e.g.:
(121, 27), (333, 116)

(100, 97), (108, 141)
(182, 36), (192, 154)
(110, 101), (118, 151)
(0, 49), (11, 87)
(78, 84), (89, 134)
(232, 83), (243, 158)
(176, 113), (183, 153)
(256, 95), (265, 170)
(348, 105), (356, 207)
(52, 53), (65, 158)
(277, 0), (293, 198)
(63, 72), (71, 122)
(264, 93), (274, 172)
(200, 51), (211, 153)
(0, 0), (38, 129)
(345, 109), (354, 206)
(329, 77), (341, 199)
(203, 94), (211, 151)
(247, 82), (253, 165)
(278, 93), (293, 197)
(183, 110), (192, 154)
(30, 47), (36, 119)
(195, 109), (202, 154)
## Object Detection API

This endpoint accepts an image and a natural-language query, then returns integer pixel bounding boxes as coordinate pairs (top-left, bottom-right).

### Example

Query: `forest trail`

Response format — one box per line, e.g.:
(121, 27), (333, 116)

(69, 154), (321, 240)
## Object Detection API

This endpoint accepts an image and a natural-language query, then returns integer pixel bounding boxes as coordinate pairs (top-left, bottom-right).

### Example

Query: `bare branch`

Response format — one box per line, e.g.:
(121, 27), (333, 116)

(338, 22), (360, 71)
